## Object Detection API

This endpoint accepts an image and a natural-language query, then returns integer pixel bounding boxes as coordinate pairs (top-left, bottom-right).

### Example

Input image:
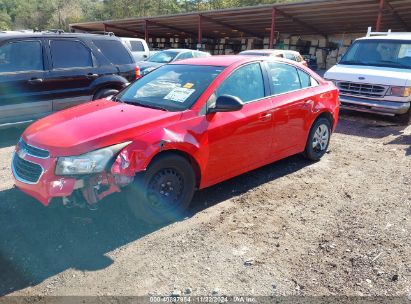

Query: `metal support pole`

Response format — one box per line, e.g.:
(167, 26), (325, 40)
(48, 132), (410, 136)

(103, 23), (107, 32)
(145, 20), (149, 41)
(376, 0), (384, 32)
(198, 15), (203, 48)
(269, 7), (276, 49)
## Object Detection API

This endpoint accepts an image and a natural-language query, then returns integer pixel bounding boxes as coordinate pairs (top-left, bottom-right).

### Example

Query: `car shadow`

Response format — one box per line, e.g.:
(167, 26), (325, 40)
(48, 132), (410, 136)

(0, 127), (24, 149)
(0, 154), (311, 296)
(336, 110), (409, 140)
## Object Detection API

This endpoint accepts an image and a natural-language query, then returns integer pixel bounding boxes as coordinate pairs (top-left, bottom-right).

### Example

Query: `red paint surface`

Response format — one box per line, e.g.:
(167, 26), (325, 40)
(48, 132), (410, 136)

(13, 56), (339, 206)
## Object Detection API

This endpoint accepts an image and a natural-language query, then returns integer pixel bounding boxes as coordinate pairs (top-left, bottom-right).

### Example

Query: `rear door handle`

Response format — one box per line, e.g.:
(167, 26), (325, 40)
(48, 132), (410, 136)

(259, 113), (272, 121)
(86, 73), (99, 79)
(28, 78), (43, 84)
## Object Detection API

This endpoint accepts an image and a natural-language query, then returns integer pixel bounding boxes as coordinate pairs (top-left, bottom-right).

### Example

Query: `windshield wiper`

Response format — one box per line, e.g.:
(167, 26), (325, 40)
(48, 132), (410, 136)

(339, 60), (368, 66)
(377, 61), (410, 69)
(111, 96), (123, 102)
(123, 100), (169, 111)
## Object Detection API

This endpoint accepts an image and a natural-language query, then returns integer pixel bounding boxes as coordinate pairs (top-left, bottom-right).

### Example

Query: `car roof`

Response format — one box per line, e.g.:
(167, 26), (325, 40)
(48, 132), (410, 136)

(159, 48), (207, 54)
(240, 49), (300, 55)
(0, 32), (119, 41)
(170, 55), (296, 67)
(357, 34), (411, 41)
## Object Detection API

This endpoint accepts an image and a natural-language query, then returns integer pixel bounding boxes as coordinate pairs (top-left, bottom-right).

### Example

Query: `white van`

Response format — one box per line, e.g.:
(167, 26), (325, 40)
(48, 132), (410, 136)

(325, 28), (411, 124)
(120, 37), (150, 62)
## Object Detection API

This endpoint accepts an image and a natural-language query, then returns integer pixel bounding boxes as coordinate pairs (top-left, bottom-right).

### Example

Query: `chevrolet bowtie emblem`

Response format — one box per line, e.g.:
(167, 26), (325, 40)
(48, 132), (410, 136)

(17, 148), (28, 159)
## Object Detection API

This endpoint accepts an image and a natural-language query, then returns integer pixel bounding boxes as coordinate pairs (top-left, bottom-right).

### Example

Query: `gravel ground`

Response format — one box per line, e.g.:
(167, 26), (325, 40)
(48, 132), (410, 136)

(0, 111), (410, 297)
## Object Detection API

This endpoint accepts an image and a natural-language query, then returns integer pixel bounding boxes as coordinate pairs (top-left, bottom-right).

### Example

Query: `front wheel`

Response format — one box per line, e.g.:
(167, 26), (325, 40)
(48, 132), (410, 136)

(126, 154), (196, 225)
(303, 117), (332, 161)
(395, 108), (411, 125)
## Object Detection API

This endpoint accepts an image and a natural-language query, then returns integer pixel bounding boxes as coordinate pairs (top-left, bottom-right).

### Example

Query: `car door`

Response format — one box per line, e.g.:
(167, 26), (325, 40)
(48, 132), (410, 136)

(203, 62), (275, 184)
(46, 39), (97, 111)
(265, 62), (317, 156)
(0, 39), (52, 127)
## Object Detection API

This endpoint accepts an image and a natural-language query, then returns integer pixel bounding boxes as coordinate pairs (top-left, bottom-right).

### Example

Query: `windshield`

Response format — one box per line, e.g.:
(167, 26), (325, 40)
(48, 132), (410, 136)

(115, 64), (225, 111)
(147, 50), (178, 63)
(340, 39), (411, 69)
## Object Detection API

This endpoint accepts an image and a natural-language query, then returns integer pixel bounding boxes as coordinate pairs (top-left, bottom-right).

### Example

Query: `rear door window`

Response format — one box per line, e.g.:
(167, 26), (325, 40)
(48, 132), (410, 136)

(267, 62), (301, 94)
(0, 40), (43, 73)
(93, 39), (133, 65)
(129, 40), (145, 52)
(175, 51), (194, 61)
(50, 40), (92, 69)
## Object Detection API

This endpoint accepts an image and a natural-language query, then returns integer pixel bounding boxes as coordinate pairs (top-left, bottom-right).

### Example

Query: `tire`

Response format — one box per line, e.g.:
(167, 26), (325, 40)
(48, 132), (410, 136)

(93, 88), (119, 100)
(126, 154), (196, 225)
(303, 117), (332, 161)
(395, 108), (411, 125)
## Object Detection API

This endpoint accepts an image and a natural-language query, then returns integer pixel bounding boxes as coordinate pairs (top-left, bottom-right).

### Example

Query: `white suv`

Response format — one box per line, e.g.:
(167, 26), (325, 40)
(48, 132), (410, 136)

(119, 37), (150, 62)
(325, 29), (411, 124)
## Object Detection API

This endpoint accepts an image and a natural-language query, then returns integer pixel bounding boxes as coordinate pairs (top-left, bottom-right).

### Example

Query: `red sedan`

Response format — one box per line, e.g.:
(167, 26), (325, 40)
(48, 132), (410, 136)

(12, 56), (339, 222)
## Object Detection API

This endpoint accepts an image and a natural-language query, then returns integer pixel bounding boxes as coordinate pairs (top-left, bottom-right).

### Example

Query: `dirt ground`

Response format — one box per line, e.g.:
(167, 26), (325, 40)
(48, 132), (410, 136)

(0, 111), (410, 298)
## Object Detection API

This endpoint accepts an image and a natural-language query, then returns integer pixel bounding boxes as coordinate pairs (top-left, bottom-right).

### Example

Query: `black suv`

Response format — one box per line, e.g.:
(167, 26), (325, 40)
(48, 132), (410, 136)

(0, 32), (137, 129)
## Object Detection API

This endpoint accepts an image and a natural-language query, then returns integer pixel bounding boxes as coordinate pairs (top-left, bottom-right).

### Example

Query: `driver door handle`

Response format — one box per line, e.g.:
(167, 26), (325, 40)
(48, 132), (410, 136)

(28, 78), (43, 84)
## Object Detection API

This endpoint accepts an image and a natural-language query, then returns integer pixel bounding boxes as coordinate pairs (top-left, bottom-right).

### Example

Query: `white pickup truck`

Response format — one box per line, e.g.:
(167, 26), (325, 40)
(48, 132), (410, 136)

(119, 37), (150, 62)
(325, 29), (411, 124)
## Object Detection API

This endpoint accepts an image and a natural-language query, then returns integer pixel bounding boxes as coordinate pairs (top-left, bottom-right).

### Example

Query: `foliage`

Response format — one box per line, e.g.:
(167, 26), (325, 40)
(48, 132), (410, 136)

(0, 0), (297, 31)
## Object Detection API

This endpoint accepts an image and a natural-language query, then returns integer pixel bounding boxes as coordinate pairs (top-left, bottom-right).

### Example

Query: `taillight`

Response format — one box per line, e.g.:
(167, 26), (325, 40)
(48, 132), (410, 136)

(135, 66), (141, 79)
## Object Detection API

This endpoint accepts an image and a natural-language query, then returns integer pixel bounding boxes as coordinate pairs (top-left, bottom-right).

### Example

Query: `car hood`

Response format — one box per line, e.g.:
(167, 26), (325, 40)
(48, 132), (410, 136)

(22, 99), (182, 157)
(325, 64), (410, 86)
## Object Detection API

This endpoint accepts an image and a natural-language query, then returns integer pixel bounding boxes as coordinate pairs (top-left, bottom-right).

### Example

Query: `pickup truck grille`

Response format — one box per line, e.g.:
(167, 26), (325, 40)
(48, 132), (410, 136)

(337, 81), (388, 98)
(13, 154), (43, 183)
(18, 139), (49, 158)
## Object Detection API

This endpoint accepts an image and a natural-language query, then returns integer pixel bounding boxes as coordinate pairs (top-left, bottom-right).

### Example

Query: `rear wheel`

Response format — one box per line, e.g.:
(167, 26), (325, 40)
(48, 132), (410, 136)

(395, 108), (411, 125)
(93, 88), (119, 100)
(126, 154), (195, 225)
(303, 117), (331, 161)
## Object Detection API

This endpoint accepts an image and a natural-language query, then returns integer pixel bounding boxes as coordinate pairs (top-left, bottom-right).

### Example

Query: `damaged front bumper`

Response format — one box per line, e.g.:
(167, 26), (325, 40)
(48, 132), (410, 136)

(12, 151), (133, 207)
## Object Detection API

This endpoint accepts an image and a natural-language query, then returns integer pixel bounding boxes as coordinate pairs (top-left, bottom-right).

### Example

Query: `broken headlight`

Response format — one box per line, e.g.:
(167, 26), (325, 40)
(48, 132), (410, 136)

(55, 142), (131, 175)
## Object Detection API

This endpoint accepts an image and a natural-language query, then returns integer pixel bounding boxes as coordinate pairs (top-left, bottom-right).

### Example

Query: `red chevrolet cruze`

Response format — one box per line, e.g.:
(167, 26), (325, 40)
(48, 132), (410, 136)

(12, 56), (339, 222)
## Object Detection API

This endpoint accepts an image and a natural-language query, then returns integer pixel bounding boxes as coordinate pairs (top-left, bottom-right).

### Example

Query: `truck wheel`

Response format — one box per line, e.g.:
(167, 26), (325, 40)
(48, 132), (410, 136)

(303, 117), (331, 161)
(395, 108), (411, 125)
(93, 88), (119, 100)
(126, 154), (195, 225)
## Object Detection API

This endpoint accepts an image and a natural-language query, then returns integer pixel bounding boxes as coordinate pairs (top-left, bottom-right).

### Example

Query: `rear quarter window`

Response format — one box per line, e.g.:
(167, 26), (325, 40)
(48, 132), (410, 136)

(130, 41), (145, 52)
(93, 39), (134, 65)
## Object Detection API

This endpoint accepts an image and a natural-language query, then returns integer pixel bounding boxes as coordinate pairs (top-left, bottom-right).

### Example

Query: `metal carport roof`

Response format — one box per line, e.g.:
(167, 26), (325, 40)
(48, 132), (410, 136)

(70, 0), (411, 45)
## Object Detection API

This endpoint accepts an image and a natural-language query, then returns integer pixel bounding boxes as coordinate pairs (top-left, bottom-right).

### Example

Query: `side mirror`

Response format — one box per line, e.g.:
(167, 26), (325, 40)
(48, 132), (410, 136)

(208, 95), (243, 114)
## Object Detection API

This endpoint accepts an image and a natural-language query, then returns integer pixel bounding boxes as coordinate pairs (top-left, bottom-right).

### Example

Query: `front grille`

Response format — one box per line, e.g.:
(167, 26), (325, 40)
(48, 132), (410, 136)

(13, 154), (43, 183)
(19, 140), (49, 158)
(337, 81), (388, 98)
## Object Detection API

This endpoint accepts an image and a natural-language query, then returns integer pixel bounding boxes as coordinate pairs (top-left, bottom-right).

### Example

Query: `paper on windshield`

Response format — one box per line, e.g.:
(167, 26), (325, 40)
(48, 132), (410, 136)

(164, 87), (195, 103)
(404, 49), (411, 57)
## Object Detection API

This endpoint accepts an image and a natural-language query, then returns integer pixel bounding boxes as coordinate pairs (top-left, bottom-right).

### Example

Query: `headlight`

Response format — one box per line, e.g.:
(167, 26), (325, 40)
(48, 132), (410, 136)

(389, 86), (411, 97)
(55, 142), (131, 175)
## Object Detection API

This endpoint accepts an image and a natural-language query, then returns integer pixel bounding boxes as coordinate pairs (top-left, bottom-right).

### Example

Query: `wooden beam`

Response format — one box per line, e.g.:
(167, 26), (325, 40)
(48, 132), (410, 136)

(144, 20), (149, 41)
(198, 15), (203, 45)
(269, 7), (276, 49)
(384, 0), (410, 31)
(375, 0), (384, 31)
(146, 20), (197, 38)
(200, 14), (264, 38)
(275, 8), (327, 37)
(104, 23), (144, 36)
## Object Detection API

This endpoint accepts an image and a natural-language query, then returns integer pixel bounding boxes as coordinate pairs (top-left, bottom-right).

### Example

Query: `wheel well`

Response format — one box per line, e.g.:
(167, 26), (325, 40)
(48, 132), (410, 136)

(314, 111), (334, 130)
(93, 84), (123, 98)
(148, 150), (202, 188)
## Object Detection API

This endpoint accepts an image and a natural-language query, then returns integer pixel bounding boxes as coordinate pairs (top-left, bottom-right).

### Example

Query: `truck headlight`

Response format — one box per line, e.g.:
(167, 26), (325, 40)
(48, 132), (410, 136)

(389, 86), (411, 97)
(55, 142), (131, 175)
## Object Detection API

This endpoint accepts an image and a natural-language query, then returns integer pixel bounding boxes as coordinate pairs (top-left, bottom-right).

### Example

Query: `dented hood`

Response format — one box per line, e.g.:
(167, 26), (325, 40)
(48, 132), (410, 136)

(22, 99), (182, 157)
